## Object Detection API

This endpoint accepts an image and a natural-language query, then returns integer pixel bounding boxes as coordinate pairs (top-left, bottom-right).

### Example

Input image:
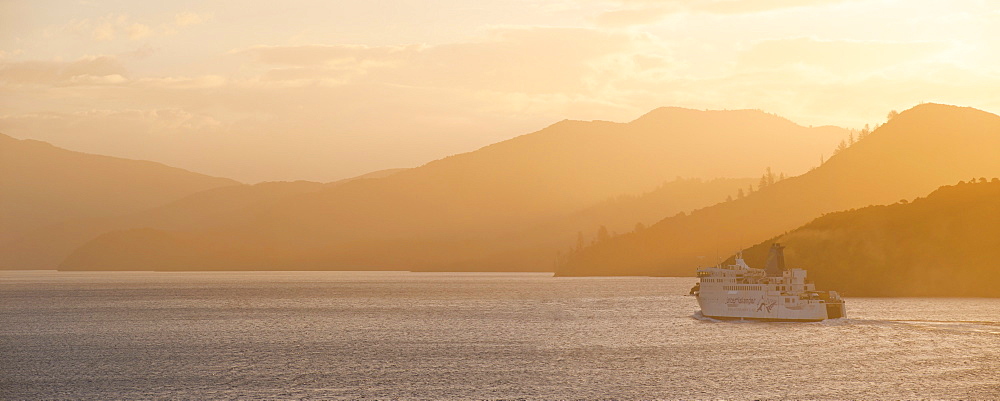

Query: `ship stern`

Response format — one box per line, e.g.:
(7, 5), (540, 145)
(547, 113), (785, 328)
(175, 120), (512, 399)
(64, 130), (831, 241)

(826, 301), (846, 319)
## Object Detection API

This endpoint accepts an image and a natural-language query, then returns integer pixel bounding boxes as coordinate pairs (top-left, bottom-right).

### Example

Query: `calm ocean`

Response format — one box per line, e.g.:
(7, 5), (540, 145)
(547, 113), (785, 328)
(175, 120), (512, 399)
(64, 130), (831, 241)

(1, 271), (997, 400)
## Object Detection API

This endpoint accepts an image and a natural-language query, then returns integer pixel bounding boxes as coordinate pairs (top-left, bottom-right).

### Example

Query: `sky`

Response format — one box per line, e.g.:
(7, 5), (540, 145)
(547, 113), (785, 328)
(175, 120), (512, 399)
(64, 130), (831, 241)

(2, 0), (999, 183)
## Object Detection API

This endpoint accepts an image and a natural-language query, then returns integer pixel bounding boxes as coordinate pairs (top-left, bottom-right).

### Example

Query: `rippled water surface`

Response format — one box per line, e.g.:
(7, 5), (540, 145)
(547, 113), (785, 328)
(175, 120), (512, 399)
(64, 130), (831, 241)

(1, 271), (998, 399)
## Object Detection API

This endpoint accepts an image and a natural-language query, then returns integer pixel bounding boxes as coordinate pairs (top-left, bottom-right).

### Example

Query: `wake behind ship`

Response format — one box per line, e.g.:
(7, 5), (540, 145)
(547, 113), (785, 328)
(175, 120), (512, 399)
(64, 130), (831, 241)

(690, 243), (846, 322)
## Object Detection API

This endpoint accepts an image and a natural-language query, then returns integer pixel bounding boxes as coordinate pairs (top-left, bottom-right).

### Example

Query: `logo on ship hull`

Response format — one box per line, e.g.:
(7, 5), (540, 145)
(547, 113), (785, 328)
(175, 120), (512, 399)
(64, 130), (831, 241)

(757, 295), (777, 312)
(725, 297), (756, 307)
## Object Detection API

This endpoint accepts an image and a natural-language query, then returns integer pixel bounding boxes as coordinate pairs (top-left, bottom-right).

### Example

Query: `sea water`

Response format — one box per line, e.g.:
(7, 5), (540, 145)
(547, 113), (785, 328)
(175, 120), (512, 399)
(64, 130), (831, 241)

(1, 271), (997, 399)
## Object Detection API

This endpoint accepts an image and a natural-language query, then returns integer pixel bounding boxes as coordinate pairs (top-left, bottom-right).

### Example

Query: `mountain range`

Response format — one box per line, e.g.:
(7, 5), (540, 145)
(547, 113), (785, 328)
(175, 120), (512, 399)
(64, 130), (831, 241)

(556, 104), (1000, 277)
(3, 108), (844, 271)
(0, 133), (237, 244)
(0, 167), (405, 270)
(8, 103), (1000, 298)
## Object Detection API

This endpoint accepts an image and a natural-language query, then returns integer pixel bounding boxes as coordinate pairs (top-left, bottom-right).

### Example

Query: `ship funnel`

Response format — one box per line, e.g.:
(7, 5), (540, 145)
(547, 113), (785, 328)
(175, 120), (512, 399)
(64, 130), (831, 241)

(765, 243), (786, 277)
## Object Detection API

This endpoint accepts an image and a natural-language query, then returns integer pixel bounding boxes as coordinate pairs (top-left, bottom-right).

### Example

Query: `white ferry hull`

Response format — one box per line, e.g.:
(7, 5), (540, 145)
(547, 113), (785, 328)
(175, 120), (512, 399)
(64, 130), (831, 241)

(697, 291), (837, 322)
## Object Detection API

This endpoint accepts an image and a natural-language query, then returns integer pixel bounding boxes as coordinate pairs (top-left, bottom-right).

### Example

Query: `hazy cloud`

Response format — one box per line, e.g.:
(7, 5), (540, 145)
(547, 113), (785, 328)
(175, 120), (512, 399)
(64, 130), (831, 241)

(738, 38), (948, 76)
(0, 49), (24, 59)
(126, 23), (152, 40)
(237, 44), (417, 67)
(695, 0), (858, 14)
(594, 0), (861, 26)
(55, 12), (204, 43)
(120, 45), (159, 60)
(594, 7), (677, 27)
(611, 0), (857, 14)
(174, 12), (212, 27)
(237, 27), (645, 94)
(0, 55), (127, 85)
(61, 14), (158, 42)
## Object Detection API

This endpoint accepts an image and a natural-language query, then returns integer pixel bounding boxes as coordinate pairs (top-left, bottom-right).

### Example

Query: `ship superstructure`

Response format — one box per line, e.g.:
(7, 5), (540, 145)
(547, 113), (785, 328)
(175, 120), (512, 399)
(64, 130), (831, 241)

(690, 243), (846, 322)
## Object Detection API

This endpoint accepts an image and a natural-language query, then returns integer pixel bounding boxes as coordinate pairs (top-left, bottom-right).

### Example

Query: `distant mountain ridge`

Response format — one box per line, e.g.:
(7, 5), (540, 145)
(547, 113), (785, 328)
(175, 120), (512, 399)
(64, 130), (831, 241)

(0, 180), (324, 269)
(556, 103), (1000, 277)
(0, 168), (411, 270)
(55, 108), (845, 271)
(734, 180), (1000, 297)
(0, 133), (238, 243)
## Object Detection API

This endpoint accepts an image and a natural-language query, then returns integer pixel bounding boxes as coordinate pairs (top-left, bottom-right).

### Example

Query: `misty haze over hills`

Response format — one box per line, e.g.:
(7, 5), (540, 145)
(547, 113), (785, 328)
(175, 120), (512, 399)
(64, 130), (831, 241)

(4, 107), (842, 271)
(5, 104), (1000, 297)
(0, 133), (238, 243)
(0, 166), (407, 270)
(557, 104), (1000, 282)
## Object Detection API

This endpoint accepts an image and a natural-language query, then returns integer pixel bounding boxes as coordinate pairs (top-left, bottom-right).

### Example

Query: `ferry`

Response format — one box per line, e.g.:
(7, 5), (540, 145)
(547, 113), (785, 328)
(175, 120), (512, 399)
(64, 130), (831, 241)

(689, 243), (846, 322)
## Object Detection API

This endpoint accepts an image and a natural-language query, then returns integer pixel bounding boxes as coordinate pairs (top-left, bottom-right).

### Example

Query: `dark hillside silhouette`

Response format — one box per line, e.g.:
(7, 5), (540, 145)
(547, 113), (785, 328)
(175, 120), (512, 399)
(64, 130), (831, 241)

(734, 180), (1000, 297)
(557, 104), (1000, 277)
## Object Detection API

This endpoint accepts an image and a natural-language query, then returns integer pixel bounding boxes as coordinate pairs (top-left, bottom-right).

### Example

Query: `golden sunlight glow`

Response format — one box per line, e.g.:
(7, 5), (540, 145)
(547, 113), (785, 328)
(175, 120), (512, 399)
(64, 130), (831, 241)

(2, 0), (998, 182)
(2, 4), (999, 399)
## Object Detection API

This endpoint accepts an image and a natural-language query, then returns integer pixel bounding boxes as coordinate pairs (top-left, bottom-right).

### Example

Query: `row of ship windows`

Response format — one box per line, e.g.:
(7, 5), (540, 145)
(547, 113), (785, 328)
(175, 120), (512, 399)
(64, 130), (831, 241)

(725, 285), (762, 291)
(724, 285), (792, 291)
